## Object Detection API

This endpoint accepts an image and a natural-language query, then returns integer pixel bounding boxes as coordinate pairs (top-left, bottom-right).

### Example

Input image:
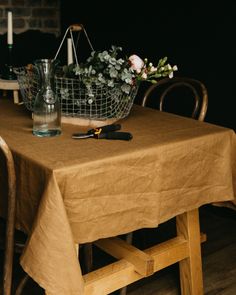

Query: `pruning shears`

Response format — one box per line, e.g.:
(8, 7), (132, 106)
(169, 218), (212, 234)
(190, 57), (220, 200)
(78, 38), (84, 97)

(72, 124), (133, 141)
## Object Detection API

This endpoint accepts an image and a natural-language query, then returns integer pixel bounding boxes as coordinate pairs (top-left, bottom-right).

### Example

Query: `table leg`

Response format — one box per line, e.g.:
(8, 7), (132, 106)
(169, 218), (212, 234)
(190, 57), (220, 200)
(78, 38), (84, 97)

(84, 209), (205, 295)
(119, 232), (133, 295)
(176, 209), (203, 295)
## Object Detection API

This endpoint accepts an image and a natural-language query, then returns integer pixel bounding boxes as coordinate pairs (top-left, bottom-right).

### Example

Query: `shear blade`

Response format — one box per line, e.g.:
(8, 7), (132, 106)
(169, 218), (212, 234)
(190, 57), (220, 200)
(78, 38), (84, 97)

(72, 133), (94, 139)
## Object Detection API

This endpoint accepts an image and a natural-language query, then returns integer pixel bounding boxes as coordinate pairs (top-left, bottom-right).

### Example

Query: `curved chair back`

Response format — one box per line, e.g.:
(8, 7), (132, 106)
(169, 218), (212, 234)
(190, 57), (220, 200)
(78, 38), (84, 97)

(142, 77), (208, 121)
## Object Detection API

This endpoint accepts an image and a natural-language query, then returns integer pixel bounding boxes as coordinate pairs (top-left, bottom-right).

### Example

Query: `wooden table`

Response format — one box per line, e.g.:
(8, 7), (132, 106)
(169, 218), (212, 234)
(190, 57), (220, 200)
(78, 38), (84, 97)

(0, 79), (20, 104)
(0, 99), (235, 295)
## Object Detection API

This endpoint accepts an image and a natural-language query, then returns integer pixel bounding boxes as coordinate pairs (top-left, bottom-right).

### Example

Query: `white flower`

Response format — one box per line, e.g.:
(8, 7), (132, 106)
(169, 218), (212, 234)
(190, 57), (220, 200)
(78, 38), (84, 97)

(168, 65), (178, 78)
(150, 66), (157, 73)
(173, 65), (178, 71)
(141, 72), (147, 79)
(128, 55), (144, 74)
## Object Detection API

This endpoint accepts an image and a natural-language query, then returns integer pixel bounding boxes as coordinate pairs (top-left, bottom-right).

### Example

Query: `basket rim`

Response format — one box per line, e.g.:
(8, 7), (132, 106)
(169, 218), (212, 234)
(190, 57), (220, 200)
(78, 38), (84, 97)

(14, 65), (139, 120)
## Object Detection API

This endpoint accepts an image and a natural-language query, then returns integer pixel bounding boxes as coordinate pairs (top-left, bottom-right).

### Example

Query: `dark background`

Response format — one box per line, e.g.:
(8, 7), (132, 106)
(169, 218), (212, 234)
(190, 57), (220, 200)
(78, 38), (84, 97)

(60, 1), (235, 129)
(1, 1), (235, 130)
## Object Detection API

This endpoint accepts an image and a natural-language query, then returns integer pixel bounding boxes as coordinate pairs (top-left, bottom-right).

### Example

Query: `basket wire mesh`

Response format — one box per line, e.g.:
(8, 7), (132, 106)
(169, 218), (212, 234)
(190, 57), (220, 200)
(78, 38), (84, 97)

(14, 24), (138, 121)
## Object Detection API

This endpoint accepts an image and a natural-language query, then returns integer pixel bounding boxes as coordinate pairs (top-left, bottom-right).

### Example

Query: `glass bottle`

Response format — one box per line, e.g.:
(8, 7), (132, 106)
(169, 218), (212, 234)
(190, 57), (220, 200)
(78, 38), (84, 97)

(32, 59), (61, 137)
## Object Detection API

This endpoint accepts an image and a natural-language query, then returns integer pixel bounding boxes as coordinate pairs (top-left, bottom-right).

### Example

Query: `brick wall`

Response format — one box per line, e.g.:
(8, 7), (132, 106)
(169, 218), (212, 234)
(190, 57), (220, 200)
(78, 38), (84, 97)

(0, 0), (60, 36)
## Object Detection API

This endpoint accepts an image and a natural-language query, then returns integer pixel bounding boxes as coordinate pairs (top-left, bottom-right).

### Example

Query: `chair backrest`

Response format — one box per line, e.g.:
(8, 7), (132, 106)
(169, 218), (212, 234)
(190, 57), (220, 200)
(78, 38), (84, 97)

(0, 136), (17, 295)
(142, 77), (208, 121)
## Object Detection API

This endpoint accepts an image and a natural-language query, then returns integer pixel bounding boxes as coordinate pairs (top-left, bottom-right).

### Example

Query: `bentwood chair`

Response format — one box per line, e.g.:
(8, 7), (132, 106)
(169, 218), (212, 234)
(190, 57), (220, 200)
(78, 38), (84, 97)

(141, 76), (208, 121)
(119, 77), (208, 295)
(0, 136), (29, 295)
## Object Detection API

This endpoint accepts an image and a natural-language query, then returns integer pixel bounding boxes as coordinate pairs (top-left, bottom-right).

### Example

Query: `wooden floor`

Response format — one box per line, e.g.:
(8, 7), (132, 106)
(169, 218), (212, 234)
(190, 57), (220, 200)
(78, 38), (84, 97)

(1, 205), (236, 294)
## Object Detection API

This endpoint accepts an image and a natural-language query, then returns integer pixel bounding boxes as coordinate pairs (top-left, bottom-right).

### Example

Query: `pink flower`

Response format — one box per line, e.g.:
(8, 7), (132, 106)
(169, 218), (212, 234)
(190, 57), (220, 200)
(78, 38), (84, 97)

(128, 55), (144, 74)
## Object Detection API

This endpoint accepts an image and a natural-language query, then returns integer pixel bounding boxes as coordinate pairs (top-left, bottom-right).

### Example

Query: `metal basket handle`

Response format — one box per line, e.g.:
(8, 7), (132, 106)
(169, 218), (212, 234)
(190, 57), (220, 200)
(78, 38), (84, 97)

(69, 24), (83, 31)
(54, 23), (94, 67)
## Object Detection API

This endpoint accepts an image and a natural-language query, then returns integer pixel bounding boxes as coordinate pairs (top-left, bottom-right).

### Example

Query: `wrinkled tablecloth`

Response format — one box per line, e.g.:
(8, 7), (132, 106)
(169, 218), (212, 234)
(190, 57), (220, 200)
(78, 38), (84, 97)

(0, 98), (235, 294)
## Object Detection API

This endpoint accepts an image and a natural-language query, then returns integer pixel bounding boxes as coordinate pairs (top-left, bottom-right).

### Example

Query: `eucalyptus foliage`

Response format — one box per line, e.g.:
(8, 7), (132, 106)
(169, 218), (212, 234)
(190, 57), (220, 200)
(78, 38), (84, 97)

(62, 46), (177, 95)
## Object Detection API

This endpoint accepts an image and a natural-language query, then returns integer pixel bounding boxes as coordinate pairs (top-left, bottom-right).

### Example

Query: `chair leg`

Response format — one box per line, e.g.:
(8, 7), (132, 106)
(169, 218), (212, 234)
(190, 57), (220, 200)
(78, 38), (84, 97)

(3, 208), (16, 295)
(3, 250), (14, 295)
(119, 232), (133, 295)
(15, 274), (30, 295)
(83, 243), (93, 273)
(13, 90), (19, 104)
(119, 286), (128, 295)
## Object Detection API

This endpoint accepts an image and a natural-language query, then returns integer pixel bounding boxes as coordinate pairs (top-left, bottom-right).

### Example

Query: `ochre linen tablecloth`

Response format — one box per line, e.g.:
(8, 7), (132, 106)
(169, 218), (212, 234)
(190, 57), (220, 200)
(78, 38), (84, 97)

(0, 98), (235, 295)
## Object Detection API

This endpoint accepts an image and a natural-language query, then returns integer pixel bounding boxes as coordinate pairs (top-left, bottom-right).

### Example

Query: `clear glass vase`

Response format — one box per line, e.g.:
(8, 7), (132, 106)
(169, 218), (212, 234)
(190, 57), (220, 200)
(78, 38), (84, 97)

(32, 59), (61, 137)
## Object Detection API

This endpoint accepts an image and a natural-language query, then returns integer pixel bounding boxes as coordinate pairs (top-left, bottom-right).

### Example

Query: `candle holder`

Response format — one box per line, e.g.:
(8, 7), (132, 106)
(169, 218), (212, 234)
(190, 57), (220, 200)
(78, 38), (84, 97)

(2, 45), (17, 80)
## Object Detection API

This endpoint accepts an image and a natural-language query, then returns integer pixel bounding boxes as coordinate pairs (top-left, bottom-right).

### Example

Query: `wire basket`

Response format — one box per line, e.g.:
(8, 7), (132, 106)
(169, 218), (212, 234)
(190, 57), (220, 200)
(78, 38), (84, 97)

(14, 24), (139, 125)
(14, 65), (138, 122)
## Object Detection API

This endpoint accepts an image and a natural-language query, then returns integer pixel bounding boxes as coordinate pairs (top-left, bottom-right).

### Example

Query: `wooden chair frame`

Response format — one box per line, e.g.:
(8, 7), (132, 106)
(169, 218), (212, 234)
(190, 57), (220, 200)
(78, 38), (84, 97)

(142, 77), (208, 122)
(0, 136), (29, 295)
